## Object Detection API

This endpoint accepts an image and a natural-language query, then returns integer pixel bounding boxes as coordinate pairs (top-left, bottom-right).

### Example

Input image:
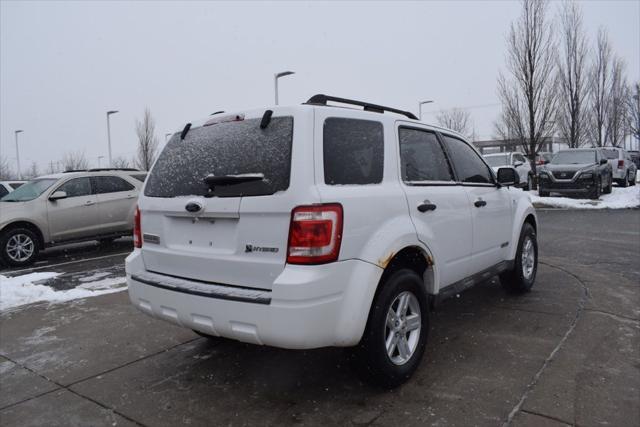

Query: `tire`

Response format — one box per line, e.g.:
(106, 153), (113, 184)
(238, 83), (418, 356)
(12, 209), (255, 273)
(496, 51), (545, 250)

(588, 177), (601, 199)
(538, 188), (549, 197)
(500, 223), (537, 293)
(525, 175), (533, 191)
(0, 227), (40, 267)
(621, 173), (629, 188)
(349, 268), (429, 388)
(631, 172), (637, 186)
(604, 174), (613, 194)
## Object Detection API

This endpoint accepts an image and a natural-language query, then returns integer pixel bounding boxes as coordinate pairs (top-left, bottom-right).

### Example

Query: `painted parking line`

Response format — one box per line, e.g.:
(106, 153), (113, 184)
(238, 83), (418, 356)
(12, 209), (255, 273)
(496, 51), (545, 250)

(3, 251), (131, 276)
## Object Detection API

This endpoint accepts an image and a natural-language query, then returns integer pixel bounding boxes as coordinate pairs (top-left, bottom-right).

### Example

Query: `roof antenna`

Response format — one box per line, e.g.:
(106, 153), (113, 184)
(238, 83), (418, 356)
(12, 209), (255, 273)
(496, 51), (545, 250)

(180, 123), (192, 140)
(260, 110), (273, 129)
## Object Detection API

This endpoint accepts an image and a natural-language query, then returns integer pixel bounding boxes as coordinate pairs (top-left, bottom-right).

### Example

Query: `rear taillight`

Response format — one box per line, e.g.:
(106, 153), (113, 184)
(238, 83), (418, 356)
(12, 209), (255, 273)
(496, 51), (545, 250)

(618, 160), (624, 169)
(133, 206), (142, 248)
(287, 204), (343, 265)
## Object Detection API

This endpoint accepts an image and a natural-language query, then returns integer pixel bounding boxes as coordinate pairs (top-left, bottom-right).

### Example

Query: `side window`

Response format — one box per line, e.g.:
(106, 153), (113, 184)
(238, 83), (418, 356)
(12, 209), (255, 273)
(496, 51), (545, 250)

(57, 177), (92, 198)
(399, 128), (453, 182)
(94, 176), (135, 194)
(441, 135), (493, 184)
(323, 118), (384, 185)
(0, 186), (8, 198)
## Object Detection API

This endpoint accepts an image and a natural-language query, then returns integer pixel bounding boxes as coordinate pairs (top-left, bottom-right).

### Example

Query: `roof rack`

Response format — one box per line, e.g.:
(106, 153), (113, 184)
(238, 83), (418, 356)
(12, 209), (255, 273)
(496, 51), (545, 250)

(63, 168), (140, 173)
(305, 94), (418, 120)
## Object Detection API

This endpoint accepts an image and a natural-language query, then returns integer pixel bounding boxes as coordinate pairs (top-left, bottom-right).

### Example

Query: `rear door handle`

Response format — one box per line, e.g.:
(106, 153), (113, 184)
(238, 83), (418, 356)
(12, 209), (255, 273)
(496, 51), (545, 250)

(417, 200), (437, 212)
(474, 199), (487, 208)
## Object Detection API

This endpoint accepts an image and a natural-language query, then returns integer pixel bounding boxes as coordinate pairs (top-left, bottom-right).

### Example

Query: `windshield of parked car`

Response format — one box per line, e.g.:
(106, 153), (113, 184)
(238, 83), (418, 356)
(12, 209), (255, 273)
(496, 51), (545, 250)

(603, 149), (619, 159)
(0, 178), (57, 202)
(483, 154), (509, 167)
(550, 150), (596, 165)
(145, 116), (293, 198)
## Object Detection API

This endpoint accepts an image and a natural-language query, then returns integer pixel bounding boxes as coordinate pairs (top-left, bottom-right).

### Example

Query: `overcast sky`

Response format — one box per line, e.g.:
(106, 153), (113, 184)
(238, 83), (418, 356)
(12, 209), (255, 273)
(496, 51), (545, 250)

(1, 0), (638, 173)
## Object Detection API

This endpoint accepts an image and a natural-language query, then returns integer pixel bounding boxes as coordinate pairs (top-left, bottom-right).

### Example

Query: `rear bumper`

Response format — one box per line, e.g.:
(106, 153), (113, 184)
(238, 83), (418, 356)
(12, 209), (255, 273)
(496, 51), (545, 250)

(126, 250), (382, 349)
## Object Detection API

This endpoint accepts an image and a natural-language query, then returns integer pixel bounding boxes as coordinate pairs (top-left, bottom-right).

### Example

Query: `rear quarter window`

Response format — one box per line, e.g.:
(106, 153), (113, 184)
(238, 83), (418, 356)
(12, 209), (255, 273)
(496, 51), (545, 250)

(323, 118), (384, 185)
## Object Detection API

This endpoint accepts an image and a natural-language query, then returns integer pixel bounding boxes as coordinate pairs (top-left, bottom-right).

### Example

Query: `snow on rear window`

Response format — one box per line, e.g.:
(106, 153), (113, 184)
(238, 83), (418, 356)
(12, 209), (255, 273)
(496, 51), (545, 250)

(145, 116), (293, 198)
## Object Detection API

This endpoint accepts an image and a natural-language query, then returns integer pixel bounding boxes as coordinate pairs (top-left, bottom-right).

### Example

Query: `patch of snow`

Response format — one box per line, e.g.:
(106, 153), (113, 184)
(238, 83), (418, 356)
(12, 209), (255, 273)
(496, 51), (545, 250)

(0, 272), (126, 312)
(529, 186), (640, 209)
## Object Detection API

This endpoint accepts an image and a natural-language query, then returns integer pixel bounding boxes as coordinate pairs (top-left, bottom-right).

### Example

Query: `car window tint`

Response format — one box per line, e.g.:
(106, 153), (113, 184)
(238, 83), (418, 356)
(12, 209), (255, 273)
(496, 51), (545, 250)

(94, 176), (135, 194)
(9, 183), (23, 189)
(603, 149), (619, 159)
(324, 118), (384, 185)
(0, 186), (8, 198)
(399, 128), (453, 182)
(130, 173), (147, 182)
(441, 135), (493, 184)
(58, 177), (92, 197)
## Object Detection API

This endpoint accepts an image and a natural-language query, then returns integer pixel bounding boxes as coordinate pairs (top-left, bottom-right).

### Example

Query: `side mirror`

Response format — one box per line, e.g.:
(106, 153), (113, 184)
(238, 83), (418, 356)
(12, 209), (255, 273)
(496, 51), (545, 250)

(497, 167), (520, 186)
(49, 191), (68, 201)
(513, 161), (524, 168)
(600, 158), (608, 165)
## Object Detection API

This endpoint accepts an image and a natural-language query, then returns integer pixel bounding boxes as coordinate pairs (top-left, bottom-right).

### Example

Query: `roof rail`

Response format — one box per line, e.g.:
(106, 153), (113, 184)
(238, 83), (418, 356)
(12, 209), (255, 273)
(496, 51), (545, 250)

(87, 168), (140, 172)
(305, 94), (418, 120)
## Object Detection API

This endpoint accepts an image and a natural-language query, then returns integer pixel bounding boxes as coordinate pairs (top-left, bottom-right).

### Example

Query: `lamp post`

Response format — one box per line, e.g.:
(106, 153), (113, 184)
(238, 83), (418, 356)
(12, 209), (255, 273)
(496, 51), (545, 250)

(274, 71), (295, 105)
(106, 110), (119, 167)
(418, 100), (434, 120)
(14, 130), (23, 180)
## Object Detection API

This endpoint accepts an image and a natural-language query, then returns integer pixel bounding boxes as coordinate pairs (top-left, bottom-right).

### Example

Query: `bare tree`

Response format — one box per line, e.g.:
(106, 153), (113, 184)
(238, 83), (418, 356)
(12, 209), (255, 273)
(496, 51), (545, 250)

(496, 0), (558, 177)
(629, 82), (640, 144)
(112, 156), (131, 169)
(589, 28), (612, 147)
(0, 156), (14, 180)
(436, 108), (473, 138)
(62, 151), (89, 171)
(135, 108), (159, 171)
(605, 57), (629, 147)
(556, 0), (589, 148)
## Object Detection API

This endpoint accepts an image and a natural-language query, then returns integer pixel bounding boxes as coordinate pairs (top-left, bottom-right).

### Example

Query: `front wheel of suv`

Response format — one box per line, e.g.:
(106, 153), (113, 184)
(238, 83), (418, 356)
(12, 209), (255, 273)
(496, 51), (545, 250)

(500, 222), (537, 293)
(0, 228), (40, 267)
(604, 174), (613, 194)
(588, 177), (602, 199)
(349, 268), (429, 388)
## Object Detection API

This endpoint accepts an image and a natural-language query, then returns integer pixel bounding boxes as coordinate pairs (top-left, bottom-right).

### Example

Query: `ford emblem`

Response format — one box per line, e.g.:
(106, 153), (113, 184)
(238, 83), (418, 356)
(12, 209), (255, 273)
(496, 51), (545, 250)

(185, 201), (203, 213)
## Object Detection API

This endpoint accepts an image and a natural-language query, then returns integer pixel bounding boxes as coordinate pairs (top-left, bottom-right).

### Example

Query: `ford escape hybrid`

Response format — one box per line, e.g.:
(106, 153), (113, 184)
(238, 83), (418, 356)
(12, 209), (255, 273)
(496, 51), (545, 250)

(126, 95), (538, 387)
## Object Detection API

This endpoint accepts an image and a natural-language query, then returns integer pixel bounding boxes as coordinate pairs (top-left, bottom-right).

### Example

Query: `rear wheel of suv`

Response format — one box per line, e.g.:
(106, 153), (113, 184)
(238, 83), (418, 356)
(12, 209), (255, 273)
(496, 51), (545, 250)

(0, 228), (40, 267)
(349, 268), (429, 388)
(631, 172), (637, 186)
(500, 223), (537, 293)
(621, 173), (629, 188)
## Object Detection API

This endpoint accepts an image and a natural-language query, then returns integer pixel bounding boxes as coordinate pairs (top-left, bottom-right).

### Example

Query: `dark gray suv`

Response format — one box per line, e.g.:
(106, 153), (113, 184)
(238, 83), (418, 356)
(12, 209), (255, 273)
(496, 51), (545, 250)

(538, 148), (613, 199)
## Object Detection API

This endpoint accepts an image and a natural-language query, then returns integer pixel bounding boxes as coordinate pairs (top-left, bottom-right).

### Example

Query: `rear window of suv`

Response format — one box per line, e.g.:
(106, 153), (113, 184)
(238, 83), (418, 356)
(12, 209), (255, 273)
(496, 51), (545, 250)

(603, 149), (620, 159)
(145, 116), (293, 198)
(323, 118), (384, 185)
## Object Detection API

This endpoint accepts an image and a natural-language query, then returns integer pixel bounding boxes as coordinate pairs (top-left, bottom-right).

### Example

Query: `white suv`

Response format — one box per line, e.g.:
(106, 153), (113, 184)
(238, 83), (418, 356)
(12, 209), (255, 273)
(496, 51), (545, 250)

(126, 95), (538, 387)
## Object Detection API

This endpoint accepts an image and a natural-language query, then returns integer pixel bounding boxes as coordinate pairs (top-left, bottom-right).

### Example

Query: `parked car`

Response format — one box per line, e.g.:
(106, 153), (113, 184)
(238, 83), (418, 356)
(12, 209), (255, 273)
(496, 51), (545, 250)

(628, 150), (640, 169)
(535, 152), (553, 166)
(538, 148), (613, 199)
(0, 181), (26, 199)
(483, 152), (533, 190)
(0, 169), (144, 267)
(603, 147), (637, 187)
(126, 95), (538, 388)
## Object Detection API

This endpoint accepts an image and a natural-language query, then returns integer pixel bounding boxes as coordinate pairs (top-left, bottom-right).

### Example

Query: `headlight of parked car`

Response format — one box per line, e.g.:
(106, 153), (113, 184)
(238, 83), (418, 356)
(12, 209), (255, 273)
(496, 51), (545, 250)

(580, 172), (593, 179)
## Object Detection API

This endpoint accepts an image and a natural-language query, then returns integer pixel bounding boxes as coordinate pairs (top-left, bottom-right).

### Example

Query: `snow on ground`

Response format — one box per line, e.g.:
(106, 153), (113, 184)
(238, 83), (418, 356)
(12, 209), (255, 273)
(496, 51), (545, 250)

(529, 186), (640, 209)
(0, 272), (126, 311)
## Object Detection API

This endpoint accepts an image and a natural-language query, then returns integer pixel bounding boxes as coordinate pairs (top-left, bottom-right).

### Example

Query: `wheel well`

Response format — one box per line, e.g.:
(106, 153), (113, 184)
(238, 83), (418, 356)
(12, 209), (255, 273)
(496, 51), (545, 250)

(524, 214), (537, 233)
(1, 221), (45, 249)
(378, 246), (435, 295)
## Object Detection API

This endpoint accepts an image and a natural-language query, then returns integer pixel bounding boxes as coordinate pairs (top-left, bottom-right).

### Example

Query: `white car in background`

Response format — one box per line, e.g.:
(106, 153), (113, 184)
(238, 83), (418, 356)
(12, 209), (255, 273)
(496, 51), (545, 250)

(602, 147), (637, 187)
(0, 169), (145, 267)
(483, 152), (533, 190)
(0, 181), (26, 199)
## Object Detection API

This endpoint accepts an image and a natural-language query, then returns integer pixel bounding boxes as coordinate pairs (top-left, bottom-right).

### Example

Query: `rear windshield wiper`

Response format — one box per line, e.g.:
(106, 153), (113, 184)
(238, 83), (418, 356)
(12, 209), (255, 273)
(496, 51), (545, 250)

(204, 173), (265, 188)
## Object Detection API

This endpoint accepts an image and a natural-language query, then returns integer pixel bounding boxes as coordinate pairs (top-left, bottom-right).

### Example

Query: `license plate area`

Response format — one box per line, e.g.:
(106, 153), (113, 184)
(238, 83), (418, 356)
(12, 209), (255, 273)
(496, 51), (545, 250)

(164, 216), (238, 252)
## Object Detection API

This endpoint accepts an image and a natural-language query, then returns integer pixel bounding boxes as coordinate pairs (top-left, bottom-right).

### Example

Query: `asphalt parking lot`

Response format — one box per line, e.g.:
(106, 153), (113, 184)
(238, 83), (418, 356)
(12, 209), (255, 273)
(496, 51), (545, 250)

(0, 209), (638, 427)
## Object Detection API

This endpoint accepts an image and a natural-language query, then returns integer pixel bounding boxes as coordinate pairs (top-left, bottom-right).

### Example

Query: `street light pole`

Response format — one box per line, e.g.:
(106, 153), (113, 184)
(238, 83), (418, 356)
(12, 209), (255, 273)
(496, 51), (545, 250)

(274, 71), (295, 105)
(14, 130), (23, 180)
(418, 100), (434, 120)
(106, 110), (119, 167)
